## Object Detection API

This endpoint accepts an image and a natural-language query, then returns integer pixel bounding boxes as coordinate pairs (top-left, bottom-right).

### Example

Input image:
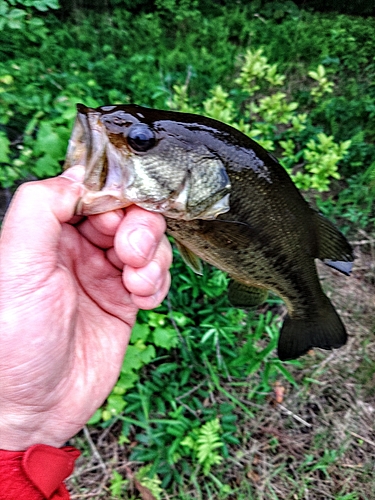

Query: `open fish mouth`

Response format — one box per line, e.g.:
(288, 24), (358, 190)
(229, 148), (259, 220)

(64, 105), (135, 215)
(63, 104), (232, 219)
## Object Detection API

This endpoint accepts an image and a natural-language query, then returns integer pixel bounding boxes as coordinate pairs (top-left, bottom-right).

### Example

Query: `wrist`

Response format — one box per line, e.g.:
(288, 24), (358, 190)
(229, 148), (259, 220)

(0, 421), (67, 451)
(0, 408), (75, 450)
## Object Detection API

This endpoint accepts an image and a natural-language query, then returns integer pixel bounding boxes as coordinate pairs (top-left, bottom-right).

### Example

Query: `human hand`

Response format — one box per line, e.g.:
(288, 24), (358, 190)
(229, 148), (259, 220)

(0, 167), (172, 450)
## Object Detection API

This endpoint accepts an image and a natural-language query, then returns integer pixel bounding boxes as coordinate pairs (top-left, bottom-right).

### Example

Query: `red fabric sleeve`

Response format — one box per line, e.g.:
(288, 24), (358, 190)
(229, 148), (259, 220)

(0, 444), (80, 499)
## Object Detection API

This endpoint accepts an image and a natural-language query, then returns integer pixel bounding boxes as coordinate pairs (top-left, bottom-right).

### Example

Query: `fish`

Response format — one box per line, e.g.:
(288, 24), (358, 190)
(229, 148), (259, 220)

(64, 103), (354, 361)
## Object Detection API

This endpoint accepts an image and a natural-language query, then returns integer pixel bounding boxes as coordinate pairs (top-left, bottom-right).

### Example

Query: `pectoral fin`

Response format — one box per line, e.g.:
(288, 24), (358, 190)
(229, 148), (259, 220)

(228, 280), (268, 308)
(175, 240), (203, 275)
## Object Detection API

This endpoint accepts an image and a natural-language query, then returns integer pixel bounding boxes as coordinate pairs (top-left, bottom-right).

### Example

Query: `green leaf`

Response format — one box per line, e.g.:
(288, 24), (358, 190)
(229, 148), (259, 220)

(34, 122), (67, 158)
(6, 8), (26, 29)
(148, 312), (167, 327)
(117, 371), (138, 391)
(87, 409), (102, 425)
(155, 362), (179, 374)
(130, 323), (151, 343)
(0, 2), (9, 17)
(107, 393), (126, 414)
(152, 326), (178, 350)
(137, 344), (156, 364)
(275, 363), (299, 386)
(33, 154), (60, 178)
(180, 436), (195, 449)
(23, 0), (60, 11)
(122, 343), (156, 373)
(27, 16), (44, 26)
(0, 132), (10, 162)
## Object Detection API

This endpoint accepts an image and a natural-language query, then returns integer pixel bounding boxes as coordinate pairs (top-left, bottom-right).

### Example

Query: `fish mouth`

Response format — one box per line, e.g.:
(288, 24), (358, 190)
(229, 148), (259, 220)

(64, 104), (134, 215)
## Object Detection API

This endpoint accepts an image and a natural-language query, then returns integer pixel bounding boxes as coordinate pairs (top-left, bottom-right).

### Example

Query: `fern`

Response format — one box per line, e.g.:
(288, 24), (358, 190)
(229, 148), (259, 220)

(181, 418), (224, 475)
(136, 465), (164, 500)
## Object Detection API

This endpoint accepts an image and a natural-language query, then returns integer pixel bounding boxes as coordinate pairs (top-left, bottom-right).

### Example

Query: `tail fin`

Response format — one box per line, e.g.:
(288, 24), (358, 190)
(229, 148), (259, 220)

(277, 297), (347, 361)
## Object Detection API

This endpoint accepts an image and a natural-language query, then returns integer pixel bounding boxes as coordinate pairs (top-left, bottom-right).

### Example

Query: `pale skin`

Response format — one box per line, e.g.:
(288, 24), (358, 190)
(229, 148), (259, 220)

(0, 166), (172, 451)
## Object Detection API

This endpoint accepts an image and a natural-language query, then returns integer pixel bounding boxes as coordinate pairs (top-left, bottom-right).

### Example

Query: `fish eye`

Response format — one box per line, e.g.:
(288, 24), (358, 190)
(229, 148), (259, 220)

(127, 123), (156, 152)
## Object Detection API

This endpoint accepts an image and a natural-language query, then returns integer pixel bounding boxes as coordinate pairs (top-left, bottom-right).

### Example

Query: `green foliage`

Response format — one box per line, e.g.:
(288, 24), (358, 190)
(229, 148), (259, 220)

(170, 48), (352, 194)
(109, 470), (128, 497)
(88, 315), (178, 423)
(0, 131), (10, 163)
(86, 253), (300, 485)
(285, 133), (352, 191)
(316, 161), (375, 234)
(1, 3), (375, 219)
(0, 0), (59, 36)
(235, 48), (285, 95)
(308, 64), (334, 101)
(301, 447), (343, 478)
(181, 418), (224, 475)
(136, 464), (164, 499)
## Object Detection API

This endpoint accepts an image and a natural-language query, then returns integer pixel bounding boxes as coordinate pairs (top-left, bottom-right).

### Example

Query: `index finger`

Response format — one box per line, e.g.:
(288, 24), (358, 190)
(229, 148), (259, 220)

(114, 205), (167, 268)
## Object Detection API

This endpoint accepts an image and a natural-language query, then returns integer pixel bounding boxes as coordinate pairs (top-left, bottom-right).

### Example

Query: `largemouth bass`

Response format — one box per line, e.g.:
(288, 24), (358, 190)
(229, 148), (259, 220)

(64, 104), (354, 361)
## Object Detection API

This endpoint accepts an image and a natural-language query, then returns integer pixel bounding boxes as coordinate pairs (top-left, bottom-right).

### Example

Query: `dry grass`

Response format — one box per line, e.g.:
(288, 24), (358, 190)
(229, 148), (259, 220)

(67, 237), (375, 500)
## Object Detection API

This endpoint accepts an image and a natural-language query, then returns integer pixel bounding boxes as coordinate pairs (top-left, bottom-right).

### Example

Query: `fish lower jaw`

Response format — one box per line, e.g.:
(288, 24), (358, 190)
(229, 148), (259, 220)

(134, 201), (193, 220)
(76, 189), (132, 215)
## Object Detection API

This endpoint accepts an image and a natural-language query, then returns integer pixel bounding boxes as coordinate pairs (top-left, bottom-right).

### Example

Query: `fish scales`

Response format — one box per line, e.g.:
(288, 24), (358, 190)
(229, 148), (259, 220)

(64, 104), (354, 361)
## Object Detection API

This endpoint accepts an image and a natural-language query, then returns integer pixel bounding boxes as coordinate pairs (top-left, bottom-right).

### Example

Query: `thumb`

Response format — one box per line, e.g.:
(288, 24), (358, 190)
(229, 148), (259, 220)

(0, 166), (86, 274)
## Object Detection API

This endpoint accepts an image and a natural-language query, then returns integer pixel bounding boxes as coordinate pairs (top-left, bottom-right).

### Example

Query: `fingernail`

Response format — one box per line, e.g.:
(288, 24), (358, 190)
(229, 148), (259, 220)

(60, 165), (86, 182)
(128, 228), (157, 261)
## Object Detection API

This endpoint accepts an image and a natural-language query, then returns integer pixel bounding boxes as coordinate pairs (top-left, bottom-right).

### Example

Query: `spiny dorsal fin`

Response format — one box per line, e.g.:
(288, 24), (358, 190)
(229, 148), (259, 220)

(313, 211), (354, 276)
(228, 280), (268, 308)
(175, 240), (203, 275)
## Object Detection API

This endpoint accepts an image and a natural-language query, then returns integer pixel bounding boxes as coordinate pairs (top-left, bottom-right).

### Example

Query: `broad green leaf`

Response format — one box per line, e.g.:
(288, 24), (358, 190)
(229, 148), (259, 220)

(107, 394), (126, 414)
(33, 154), (60, 178)
(122, 343), (156, 372)
(152, 326), (178, 350)
(34, 122), (67, 158)
(87, 409), (102, 425)
(117, 372), (138, 391)
(131, 323), (151, 343)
